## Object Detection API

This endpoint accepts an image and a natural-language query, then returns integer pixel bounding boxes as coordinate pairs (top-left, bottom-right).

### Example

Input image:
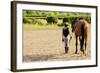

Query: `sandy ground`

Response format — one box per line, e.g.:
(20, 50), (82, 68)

(23, 29), (91, 62)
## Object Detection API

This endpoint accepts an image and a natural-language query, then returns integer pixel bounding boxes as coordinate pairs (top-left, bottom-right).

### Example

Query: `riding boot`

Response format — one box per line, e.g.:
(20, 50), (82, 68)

(65, 47), (69, 53)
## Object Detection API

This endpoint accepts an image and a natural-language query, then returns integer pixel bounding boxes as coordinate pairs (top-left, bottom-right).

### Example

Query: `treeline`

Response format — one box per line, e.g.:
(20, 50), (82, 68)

(23, 10), (91, 25)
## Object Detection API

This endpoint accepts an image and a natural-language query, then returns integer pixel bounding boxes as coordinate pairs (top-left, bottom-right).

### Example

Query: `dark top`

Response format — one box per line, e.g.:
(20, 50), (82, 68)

(62, 28), (69, 37)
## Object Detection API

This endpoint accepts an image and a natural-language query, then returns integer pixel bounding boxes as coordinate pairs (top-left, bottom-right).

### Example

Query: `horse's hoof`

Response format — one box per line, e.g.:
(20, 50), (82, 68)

(75, 52), (78, 54)
(65, 51), (68, 54)
(81, 51), (87, 56)
(82, 51), (87, 56)
(84, 53), (86, 56)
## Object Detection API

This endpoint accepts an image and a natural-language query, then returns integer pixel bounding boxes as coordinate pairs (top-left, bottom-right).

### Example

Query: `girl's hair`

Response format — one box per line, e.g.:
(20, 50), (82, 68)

(64, 22), (68, 27)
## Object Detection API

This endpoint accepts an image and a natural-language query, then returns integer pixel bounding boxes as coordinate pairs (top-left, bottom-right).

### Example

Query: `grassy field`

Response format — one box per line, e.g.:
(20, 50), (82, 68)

(23, 24), (63, 31)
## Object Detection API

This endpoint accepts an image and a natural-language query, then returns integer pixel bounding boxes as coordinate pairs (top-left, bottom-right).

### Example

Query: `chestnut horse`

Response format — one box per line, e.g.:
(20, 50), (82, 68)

(72, 19), (90, 55)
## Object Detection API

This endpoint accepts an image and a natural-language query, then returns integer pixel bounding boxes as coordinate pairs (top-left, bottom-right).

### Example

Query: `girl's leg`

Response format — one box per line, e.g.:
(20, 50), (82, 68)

(64, 37), (69, 53)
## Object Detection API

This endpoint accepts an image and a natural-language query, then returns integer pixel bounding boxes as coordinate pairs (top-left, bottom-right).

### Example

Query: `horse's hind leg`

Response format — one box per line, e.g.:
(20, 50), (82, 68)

(85, 36), (87, 51)
(75, 36), (78, 54)
(80, 36), (85, 54)
(84, 42), (87, 56)
(84, 36), (87, 56)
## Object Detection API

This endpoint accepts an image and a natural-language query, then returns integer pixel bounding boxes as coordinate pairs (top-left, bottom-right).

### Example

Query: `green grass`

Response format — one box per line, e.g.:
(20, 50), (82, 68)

(23, 24), (63, 31)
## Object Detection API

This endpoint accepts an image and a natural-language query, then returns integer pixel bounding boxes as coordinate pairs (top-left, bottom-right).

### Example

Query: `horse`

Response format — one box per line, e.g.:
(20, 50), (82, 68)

(72, 19), (90, 55)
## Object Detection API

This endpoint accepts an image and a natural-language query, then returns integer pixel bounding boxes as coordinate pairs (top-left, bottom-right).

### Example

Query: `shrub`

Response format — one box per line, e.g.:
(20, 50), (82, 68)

(32, 19), (47, 25)
(23, 17), (32, 24)
(46, 16), (58, 24)
(63, 17), (69, 23)
(86, 17), (91, 23)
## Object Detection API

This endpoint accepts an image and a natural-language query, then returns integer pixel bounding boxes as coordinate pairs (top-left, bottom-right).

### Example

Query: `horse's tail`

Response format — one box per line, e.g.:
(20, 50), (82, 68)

(81, 23), (85, 51)
(81, 23), (85, 36)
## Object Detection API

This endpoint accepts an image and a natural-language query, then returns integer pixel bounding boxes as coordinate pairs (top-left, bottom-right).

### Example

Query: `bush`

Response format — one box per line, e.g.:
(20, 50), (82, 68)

(46, 16), (58, 24)
(32, 19), (47, 25)
(23, 17), (32, 24)
(86, 17), (91, 23)
(63, 17), (69, 23)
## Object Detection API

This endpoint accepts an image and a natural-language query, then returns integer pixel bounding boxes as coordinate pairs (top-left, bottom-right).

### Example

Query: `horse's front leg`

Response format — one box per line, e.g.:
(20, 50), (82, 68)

(75, 36), (78, 54)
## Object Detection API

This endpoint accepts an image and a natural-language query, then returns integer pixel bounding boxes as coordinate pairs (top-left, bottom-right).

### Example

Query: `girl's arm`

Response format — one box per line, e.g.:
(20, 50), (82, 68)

(62, 28), (64, 42)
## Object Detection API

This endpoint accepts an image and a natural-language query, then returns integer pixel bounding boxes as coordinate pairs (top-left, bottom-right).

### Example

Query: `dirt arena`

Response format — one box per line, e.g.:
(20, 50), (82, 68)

(23, 29), (91, 62)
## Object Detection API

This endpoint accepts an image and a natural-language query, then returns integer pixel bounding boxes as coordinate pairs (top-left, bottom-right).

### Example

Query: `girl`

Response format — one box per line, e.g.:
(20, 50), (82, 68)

(62, 20), (72, 53)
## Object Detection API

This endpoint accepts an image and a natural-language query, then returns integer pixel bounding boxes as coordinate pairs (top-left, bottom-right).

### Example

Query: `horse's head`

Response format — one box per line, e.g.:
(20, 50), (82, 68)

(72, 19), (79, 32)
